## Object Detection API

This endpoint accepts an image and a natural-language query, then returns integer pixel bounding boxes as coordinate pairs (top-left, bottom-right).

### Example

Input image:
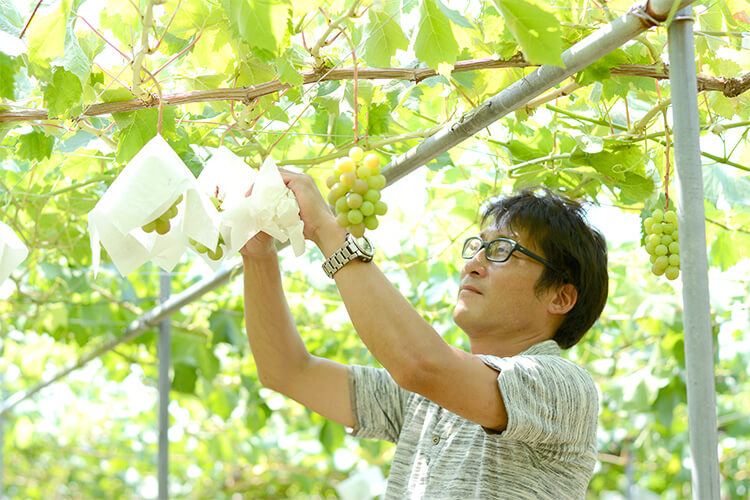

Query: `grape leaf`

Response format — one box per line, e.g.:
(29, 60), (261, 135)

(43, 67), (83, 118)
(63, 25), (92, 84)
(414, 0), (460, 70)
(0, 0), (23, 36)
(222, 0), (280, 56)
(362, 8), (409, 68)
(26, 0), (68, 63)
(172, 363), (198, 394)
(492, 0), (564, 67)
(435, 0), (474, 28)
(703, 163), (750, 208)
(16, 131), (55, 161)
(275, 49), (303, 86)
(0, 54), (18, 99)
(114, 109), (159, 163)
(367, 102), (392, 136)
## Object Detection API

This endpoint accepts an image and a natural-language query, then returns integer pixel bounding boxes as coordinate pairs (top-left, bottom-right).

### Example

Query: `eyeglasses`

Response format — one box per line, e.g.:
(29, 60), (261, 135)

(461, 236), (563, 275)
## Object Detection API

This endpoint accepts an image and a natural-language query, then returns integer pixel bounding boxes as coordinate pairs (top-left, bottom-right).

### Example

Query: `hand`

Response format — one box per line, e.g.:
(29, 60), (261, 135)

(239, 231), (276, 258)
(277, 168), (345, 248)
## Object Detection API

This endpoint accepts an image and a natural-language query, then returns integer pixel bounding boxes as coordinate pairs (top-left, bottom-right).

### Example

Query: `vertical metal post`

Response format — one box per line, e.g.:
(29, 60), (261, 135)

(0, 340), (5, 500)
(667, 7), (721, 500)
(158, 271), (171, 500)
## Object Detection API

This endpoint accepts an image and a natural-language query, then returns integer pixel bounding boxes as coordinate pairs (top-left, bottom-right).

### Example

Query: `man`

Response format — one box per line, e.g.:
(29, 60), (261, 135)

(241, 172), (608, 499)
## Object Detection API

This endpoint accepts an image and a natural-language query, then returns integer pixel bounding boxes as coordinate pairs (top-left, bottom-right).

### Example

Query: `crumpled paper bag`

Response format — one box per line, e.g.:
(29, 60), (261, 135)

(0, 220), (28, 285)
(191, 146), (258, 270)
(88, 134), (221, 276)
(221, 155), (306, 257)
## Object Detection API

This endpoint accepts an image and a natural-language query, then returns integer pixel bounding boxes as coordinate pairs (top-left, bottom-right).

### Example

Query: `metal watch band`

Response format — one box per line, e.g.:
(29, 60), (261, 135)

(322, 234), (373, 279)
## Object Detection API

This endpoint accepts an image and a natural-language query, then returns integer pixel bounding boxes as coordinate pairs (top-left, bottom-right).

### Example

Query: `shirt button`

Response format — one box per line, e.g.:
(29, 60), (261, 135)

(432, 436), (440, 445)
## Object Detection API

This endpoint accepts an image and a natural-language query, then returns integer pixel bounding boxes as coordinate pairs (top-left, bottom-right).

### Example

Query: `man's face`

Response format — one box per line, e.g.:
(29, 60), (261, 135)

(453, 225), (557, 342)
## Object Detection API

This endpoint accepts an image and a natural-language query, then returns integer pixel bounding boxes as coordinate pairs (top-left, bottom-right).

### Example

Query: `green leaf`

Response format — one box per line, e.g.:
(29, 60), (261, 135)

(43, 67), (83, 118)
(275, 49), (303, 86)
(222, 0), (282, 56)
(414, 0), (460, 70)
(319, 419), (345, 454)
(0, 0), (23, 36)
(362, 9), (409, 68)
(493, 0), (564, 67)
(367, 102), (392, 136)
(207, 387), (239, 420)
(703, 164), (750, 208)
(16, 131), (55, 161)
(63, 25), (92, 84)
(710, 230), (741, 271)
(0, 54), (19, 99)
(210, 311), (245, 348)
(435, 0), (474, 28)
(172, 363), (198, 394)
(113, 109), (159, 164)
(26, 0), (68, 63)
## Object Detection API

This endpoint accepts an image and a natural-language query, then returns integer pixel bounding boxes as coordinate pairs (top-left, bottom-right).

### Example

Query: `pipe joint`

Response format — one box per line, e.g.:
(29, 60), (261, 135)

(629, 2), (662, 28)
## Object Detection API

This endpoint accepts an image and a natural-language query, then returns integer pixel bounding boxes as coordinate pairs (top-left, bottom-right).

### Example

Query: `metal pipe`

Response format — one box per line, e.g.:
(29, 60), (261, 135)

(667, 7), (721, 499)
(0, 0), (698, 417)
(158, 271), (171, 500)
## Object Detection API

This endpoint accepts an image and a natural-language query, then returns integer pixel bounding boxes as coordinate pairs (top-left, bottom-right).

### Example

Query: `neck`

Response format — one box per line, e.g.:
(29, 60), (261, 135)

(468, 330), (555, 357)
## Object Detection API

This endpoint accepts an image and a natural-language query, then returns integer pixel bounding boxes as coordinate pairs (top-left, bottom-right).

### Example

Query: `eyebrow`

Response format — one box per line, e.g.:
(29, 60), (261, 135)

(479, 231), (512, 240)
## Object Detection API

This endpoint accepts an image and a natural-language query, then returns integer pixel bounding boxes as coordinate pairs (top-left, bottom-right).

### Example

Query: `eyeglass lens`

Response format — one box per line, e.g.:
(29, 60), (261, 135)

(462, 237), (513, 261)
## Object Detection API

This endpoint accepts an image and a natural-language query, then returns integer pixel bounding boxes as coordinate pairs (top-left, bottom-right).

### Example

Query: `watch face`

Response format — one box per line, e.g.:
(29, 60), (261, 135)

(353, 235), (373, 256)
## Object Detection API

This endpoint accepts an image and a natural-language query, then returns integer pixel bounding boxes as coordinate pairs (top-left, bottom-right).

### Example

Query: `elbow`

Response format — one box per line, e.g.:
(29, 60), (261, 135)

(391, 354), (440, 395)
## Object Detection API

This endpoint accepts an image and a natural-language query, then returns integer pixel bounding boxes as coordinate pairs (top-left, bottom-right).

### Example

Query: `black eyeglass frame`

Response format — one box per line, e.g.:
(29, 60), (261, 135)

(461, 236), (565, 276)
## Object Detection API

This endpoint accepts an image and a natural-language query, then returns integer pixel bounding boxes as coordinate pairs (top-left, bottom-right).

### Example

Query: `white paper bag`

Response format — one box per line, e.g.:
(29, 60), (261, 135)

(222, 156), (306, 257)
(88, 134), (221, 276)
(0, 221), (28, 285)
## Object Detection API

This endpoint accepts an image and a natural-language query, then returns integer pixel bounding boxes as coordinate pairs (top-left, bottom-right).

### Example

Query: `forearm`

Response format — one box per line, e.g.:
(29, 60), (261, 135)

(316, 226), (452, 389)
(242, 252), (311, 391)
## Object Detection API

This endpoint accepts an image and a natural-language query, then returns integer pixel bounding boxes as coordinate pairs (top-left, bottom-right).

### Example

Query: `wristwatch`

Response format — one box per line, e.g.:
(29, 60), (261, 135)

(322, 233), (374, 278)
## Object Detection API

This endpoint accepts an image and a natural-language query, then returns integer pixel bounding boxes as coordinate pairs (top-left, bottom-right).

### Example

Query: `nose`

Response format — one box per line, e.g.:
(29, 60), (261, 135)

(461, 248), (487, 277)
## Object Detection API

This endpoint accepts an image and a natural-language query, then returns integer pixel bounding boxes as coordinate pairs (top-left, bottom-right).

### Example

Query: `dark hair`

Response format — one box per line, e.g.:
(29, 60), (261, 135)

(481, 187), (608, 349)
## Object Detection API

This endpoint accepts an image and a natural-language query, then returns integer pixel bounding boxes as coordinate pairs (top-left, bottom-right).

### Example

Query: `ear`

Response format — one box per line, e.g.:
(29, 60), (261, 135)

(548, 283), (577, 315)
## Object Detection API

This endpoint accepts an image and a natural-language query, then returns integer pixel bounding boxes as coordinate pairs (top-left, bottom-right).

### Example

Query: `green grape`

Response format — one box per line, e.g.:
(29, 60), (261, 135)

(347, 209), (364, 225)
(363, 153), (379, 171)
(645, 241), (657, 255)
(208, 247), (224, 260)
(669, 241), (680, 254)
(328, 183), (348, 204)
(349, 147), (364, 163)
(340, 171), (356, 187)
(352, 179), (369, 195)
(672, 230), (679, 242)
(661, 234), (673, 246)
(143, 221), (157, 233)
(325, 174), (338, 189)
(655, 244), (668, 256)
(347, 193), (363, 209)
(356, 166), (372, 179)
(664, 210), (677, 224)
(348, 223), (366, 238)
(155, 219), (171, 235)
(195, 243), (209, 254)
(661, 222), (675, 234)
(336, 157), (355, 174)
(652, 260), (667, 276)
(336, 212), (349, 227)
(668, 254), (680, 267)
(651, 223), (664, 234)
(360, 201), (375, 217)
(175, 193), (183, 204)
(166, 205), (178, 218)
(653, 255), (668, 270)
(665, 266), (680, 280)
(211, 197), (222, 211)
(651, 209), (664, 223)
(646, 234), (660, 247)
(335, 198), (349, 216)
(364, 215), (379, 230)
(644, 217), (655, 233)
(364, 189), (381, 203)
(189, 238), (198, 246)
(367, 174), (386, 190)
(649, 254), (657, 264)
(374, 201), (388, 216)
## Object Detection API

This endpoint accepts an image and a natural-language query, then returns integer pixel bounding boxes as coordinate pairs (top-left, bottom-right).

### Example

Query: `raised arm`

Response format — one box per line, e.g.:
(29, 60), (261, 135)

(241, 232), (354, 428)
(279, 170), (509, 431)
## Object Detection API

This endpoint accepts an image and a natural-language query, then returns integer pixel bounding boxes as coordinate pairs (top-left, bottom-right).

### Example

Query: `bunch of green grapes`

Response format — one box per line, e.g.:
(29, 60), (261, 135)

(142, 194), (183, 235)
(325, 147), (388, 238)
(190, 234), (225, 261)
(644, 208), (680, 280)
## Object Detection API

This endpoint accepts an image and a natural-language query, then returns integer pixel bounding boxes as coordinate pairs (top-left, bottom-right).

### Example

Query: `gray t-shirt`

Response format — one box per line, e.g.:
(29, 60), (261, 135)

(348, 340), (598, 499)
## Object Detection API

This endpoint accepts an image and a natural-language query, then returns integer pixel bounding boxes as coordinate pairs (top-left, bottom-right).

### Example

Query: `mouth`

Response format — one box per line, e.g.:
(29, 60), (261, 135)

(460, 285), (482, 295)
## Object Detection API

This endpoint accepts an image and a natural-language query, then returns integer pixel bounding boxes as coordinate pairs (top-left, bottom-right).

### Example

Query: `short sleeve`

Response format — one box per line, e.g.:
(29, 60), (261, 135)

(479, 354), (599, 451)
(348, 365), (412, 443)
